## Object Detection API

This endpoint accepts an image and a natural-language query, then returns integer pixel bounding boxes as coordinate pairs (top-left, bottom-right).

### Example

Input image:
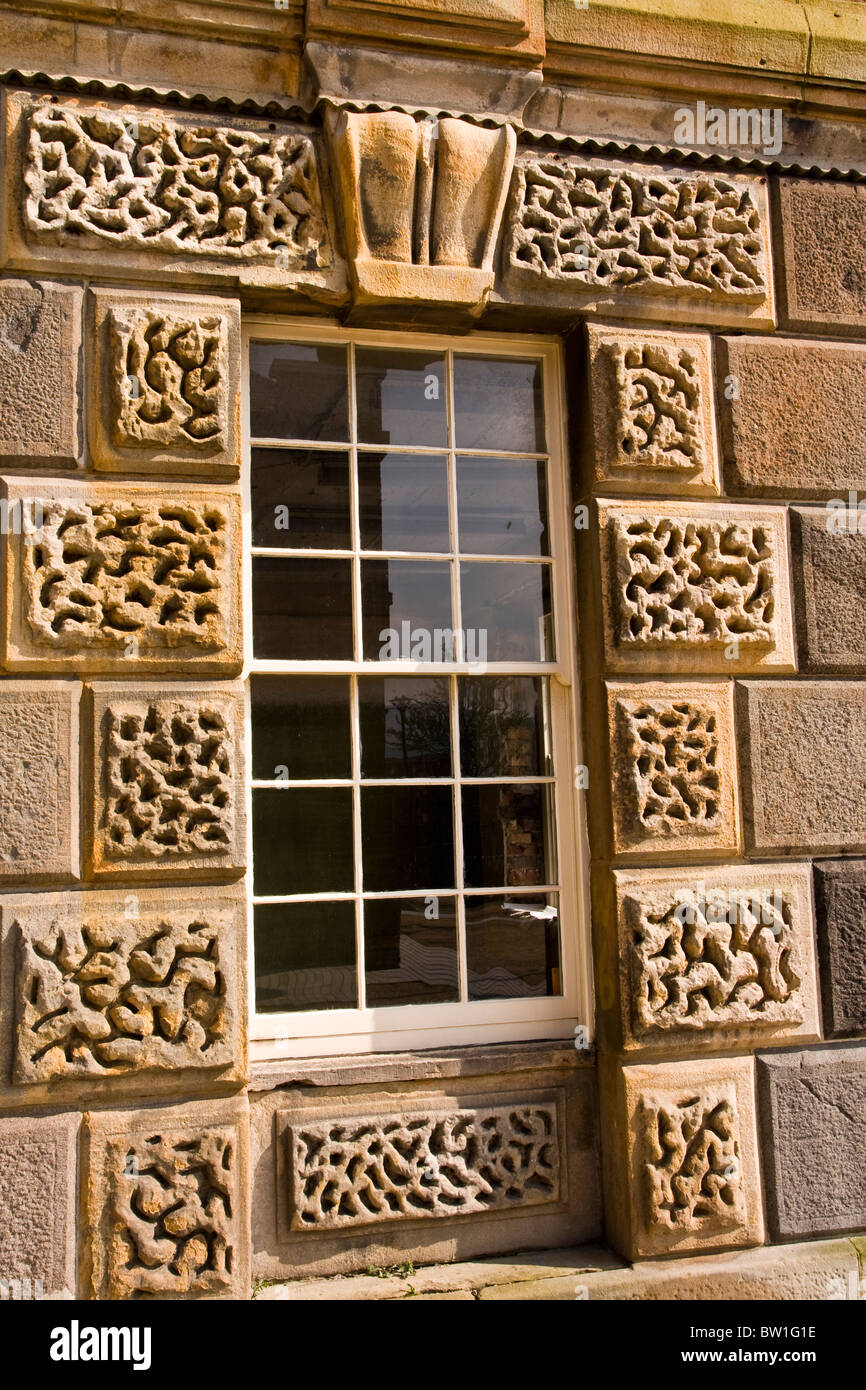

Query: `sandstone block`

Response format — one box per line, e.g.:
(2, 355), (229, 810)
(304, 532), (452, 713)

(718, 337), (866, 497)
(737, 680), (866, 853)
(813, 861), (866, 1038)
(87, 289), (241, 477)
(775, 178), (866, 334)
(8, 886), (243, 1089)
(84, 1095), (250, 1299)
(0, 1111), (77, 1297)
(88, 683), (245, 877)
(614, 863), (819, 1052)
(0, 680), (78, 882)
(608, 1055), (763, 1259)
(790, 506), (866, 673)
(606, 681), (739, 858)
(756, 1044), (866, 1240)
(308, 0), (545, 62)
(586, 325), (719, 495)
(0, 278), (80, 467)
(2, 478), (242, 674)
(598, 500), (795, 673)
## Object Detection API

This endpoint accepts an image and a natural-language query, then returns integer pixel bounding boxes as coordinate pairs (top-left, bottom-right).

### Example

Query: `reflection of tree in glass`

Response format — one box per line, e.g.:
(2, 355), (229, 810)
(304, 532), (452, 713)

(386, 679), (450, 775)
(459, 677), (541, 777)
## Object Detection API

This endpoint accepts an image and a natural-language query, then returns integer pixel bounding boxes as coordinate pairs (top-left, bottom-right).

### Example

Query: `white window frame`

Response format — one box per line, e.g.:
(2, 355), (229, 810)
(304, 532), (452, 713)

(242, 317), (594, 1060)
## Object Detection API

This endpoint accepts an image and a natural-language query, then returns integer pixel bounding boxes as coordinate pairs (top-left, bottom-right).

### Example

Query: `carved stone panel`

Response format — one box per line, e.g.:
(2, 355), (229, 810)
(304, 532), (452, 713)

(614, 864), (820, 1051)
(502, 157), (773, 328)
(586, 324), (719, 495)
(88, 290), (241, 476)
(89, 684), (245, 876)
(11, 887), (242, 1084)
(607, 681), (738, 858)
(3, 479), (241, 673)
(598, 500), (795, 673)
(287, 1104), (559, 1230)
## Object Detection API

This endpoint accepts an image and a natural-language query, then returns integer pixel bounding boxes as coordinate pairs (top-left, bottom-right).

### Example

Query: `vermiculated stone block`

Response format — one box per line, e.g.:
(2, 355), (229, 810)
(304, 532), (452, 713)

(0, 680), (78, 882)
(756, 1045), (866, 1240)
(737, 680), (866, 853)
(718, 337), (866, 496)
(0, 278), (80, 466)
(813, 861), (866, 1037)
(0, 1112), (77, 1296)
(790, 507), (866, 673)
(775, 178), (866, 335)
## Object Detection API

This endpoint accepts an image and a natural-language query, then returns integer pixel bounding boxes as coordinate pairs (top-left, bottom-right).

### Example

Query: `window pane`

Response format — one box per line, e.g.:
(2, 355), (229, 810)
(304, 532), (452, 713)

(457, 456), (549, 556)
(460, 562), (554, 662)
(453, 356), (545, 453)
(255, 901), (356, 1012)
(356, 348), (447, 447)
(251, 676), (351, 781)
(458, 677), (547, 778)
(359, 677), (451, 778)
(461, 783), (553, 888)
(251, 449), (350, 550)
(361, 785), (455, 891)
(359, 452), (450, 553)
(253, 788), (354, 895)
(253, 557), (353, 660)
(364, 897), (458, 1006)
(466, 894), (561, 999)
(249, 341), (349, 441)
(362, 559), (453, 661)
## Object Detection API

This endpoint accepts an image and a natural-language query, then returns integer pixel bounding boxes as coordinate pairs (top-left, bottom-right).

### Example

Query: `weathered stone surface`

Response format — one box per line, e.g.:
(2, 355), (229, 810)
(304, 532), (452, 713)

(614, 863), (819, 1051)
(84, 1096), (249, 1299)
(586, 324), (719, 495)
(3, 479), (241, 673)
(610, 1056), (763, 1259)
(89, 683), (245, 876)
(0, 278), (80, 467)
(598, 500), (795, 673)
(813, 861), (866, 1038)
(607, 681), (738, 857)
(288, 1104), (559, 1231)
(4, 93), (344, 298)
(502, 158), (773, 327)
(308, 0), (545, 62)
(790, 507), (866, 673)
(756, 1044), (866, 1240)
(0, 1112), (77, 1297)
(11, 887), (242, 1084)
(737, 680), (866, 853)
(775, 178), (866, 335)
(88, 290), (240, 476)
(0, 681), (78, 883)
(718, 337), (866, 496)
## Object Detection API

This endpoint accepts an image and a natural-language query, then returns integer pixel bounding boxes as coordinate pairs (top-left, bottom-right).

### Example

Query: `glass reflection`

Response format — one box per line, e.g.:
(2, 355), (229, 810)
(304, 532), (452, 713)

(254, 901), (356, 1012)
(465, 894), (560, 999)
(359, 678), (451, 778)
(364, 897), (459, 1005)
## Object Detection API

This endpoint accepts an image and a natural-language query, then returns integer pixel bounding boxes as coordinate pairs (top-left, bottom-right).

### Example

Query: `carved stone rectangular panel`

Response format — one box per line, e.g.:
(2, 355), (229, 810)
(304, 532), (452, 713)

(3, 92), (345, 299)
(88, 683), (245, 877)
(614, 863), (820, 1052)
(0, 278), (81, 467)
(2, 478), (242, 673)
(0, 680), (79, 883)
(606, 681), (739, 858)
(84, 1096), (249, 1299)
(88, 289), (240, 476)
(790, 507), (866, 674)
(11, 886), (242, 1086)
(501, 157), (773, 328)
(610, 1056), (763, 1259)
(0, 1112), (78, 1297)
(813, 860), (866, 1038)
(775, 178), (866, 336)
(287, 1104), (560, 1230)
(598, 499), (795, 673)
(586, 324), (719, 495)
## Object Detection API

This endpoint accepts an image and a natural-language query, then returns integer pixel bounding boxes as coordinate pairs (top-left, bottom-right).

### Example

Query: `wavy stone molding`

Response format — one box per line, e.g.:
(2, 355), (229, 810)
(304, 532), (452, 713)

(502, 158), (773, 328)
(614, 864), (819, 1051)
(4, 94), (345, 297)
(3, 479), (241, 673)
(329, 109), (515, 318)
(287, 1104), (559, 1230)
(607, 681), (738, 857)
(598, 500), (795, 673)
(12, 891), (240, 1083)
(89, 684), (245, 876)
(586, 325), (719, 495)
